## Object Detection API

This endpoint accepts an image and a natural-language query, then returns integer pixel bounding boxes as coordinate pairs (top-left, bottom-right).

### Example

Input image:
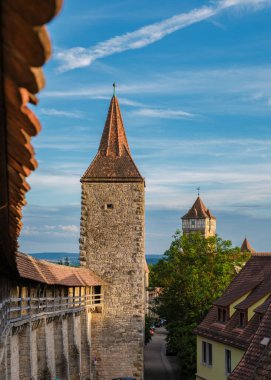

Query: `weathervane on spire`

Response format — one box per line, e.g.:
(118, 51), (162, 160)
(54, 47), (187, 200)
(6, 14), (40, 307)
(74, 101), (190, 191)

(197, 187), (200, 196)
(113, 82), (116, 96)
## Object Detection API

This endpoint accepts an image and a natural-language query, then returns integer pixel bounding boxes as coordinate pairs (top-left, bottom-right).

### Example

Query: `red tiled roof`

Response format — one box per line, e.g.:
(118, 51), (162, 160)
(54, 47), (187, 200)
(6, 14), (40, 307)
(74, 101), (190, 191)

(254, 296), (271, 315)
(213, 280), (260, 308)
(98, 95), (130, 157)
(182, 196), (216, 220)
(0, 0), (63, 274)
(82, 96), (144, 182)
(16, 252), (106, 287)
(195, 254), (271, 351)
(229, 302), (271, 380)
(235, 287), (270, 311)
(241, 238), (256, 253)
(195, 307), (259, 351)
(251, 252), (271, 256)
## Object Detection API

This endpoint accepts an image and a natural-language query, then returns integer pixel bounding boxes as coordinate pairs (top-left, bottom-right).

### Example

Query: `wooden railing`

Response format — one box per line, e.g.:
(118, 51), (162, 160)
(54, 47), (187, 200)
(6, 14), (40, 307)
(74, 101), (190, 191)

(0, 293), (103, 335)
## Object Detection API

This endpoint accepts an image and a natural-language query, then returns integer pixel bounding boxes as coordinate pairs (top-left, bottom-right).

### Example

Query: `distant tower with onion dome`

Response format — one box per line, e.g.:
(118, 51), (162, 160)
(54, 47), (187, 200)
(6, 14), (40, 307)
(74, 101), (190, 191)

(182, 192), (216, 238)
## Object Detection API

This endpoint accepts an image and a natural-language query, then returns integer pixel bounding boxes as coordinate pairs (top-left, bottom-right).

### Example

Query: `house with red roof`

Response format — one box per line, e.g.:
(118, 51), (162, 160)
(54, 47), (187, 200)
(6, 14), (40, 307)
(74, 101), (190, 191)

(195, 251), (271, 380)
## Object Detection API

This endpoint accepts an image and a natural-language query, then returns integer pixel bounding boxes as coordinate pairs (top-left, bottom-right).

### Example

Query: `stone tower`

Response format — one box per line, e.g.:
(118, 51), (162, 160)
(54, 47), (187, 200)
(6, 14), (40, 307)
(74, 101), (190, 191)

(182, 196), (216, 237)
(79, 94), (145, 380)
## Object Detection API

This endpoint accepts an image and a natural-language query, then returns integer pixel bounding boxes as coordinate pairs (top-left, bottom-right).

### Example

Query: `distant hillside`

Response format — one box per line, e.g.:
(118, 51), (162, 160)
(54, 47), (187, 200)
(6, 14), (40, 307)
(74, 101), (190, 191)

(146, 254), (164, 265)
(29, 252), (80, 266)
(29, 252), (163, 266)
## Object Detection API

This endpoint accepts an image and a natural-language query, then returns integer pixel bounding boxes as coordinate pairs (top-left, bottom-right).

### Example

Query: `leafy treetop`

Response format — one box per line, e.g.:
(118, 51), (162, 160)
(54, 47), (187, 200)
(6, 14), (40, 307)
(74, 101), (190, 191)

(149, 231), (250, 380)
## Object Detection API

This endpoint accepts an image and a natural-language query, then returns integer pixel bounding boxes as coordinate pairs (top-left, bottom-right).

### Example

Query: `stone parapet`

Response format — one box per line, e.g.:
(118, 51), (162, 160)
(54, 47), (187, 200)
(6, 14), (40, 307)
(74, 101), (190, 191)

(0, 279), (102, 380)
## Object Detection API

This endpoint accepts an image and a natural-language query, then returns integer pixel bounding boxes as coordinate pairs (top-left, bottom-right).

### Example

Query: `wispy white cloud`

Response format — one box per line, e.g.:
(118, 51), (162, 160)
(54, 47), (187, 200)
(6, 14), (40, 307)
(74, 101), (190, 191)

(132, 107), (197, 119)
(33, 135), (98, 151)
(56, 0), (271, 72)
(119, 98), (145, 107)
(43, 66), (271, 115)
(218, 0), (271, 10)
(146, 164), (271, 187)
(28, 141), (271, 213)
(40, 108), (83, 119)
(144, 162), (271, 214)
(133, 137), (271, 157)
(28, 173), (79, 192)
(40, 95), (144, 107)
(33, 136), (271, 174)
(23, 224), (79, 237)
(44, 225), (79, 232)
(209, 19), (227, 30)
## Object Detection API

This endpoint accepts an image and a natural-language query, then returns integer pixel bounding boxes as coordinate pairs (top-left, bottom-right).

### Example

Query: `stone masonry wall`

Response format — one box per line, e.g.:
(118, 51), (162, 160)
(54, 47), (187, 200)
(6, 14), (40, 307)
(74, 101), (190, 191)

(68, 314), (80, 379)
(80, 311), (91, 378)
(0, 309), (93, 380)
(19, 325), (31, 380)
(31, 326), (38, 379)
(9, 333), (19, 380)
(36, 319), (47, 379)
(80, 181), (145, 380)
(45, 320), (56, 378)
(54, 317), (65, 379)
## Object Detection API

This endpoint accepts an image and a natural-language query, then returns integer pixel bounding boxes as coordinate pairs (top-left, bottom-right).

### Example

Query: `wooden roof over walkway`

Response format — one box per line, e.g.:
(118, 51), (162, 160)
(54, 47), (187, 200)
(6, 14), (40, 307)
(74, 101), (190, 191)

(0, 0), (63, 274)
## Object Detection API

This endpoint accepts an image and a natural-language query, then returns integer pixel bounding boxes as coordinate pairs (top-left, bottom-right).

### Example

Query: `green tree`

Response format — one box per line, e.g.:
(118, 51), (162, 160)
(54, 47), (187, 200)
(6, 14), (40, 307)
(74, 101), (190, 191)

(64, 256), (70, 266)
(151, 231), (249, 380)
(145, 315), (153, 345)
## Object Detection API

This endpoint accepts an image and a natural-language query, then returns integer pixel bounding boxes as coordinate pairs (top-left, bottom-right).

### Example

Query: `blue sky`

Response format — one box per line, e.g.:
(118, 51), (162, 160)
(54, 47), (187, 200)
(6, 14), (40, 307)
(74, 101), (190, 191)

(20, 0), (271, 254)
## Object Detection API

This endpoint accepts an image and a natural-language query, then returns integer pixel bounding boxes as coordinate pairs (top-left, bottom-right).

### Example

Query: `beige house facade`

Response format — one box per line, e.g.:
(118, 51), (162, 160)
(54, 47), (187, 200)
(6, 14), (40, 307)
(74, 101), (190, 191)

(195, 252), (271, 380)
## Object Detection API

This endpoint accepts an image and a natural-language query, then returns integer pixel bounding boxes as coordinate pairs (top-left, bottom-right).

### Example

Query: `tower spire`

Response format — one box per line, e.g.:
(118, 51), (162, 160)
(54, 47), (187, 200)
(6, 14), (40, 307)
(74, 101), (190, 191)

(98, 95), (130, 157)
(81, 90), (143, 182)
(241, 237), (255, 253)
(113, 82), (116, 97)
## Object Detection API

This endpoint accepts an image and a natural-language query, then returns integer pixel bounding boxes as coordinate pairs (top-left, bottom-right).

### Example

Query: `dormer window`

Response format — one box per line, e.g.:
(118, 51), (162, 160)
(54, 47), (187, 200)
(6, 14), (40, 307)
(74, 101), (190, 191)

(217, 307), (227, 323)
(239, 311), (246, 327)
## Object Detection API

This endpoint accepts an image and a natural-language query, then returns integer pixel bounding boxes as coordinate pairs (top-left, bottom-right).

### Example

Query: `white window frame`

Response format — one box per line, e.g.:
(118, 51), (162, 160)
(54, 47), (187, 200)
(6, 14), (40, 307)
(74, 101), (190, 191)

(202, 341), (212, 367)
(225, 349), (231, 375)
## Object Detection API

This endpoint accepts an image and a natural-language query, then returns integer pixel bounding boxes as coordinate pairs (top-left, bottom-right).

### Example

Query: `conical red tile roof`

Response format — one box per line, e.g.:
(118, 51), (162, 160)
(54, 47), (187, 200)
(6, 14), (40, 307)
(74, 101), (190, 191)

(82, 96), (143, 182)
(241, 238), (256, 253)
(182, 196), (216, 219)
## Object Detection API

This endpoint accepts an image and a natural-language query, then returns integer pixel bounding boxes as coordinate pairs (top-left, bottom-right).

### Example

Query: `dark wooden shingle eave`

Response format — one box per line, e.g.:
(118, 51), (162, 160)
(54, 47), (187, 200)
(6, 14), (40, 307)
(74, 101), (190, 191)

(0, 4), (17, 275)
(0, 0), (63, 275)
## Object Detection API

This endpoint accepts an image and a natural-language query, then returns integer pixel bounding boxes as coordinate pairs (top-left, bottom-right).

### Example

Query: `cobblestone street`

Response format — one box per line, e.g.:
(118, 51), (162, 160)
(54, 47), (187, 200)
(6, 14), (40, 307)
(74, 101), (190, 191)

(144, 328), (181, 380)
